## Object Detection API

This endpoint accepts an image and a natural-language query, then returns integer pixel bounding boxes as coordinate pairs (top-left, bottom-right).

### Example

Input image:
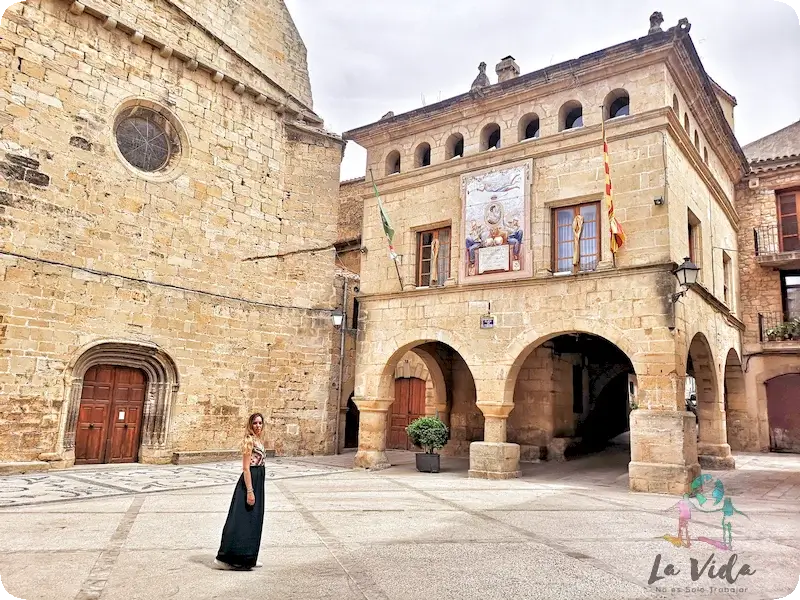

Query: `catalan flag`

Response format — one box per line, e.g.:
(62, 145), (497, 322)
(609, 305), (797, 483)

(601, 115), (626, 254)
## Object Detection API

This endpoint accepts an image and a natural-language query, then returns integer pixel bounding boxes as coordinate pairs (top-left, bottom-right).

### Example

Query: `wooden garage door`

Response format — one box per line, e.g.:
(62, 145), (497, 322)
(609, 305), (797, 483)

(75, 365), (146, 465)
(767, 374), (800, 453)
(388, 377), (427, 451)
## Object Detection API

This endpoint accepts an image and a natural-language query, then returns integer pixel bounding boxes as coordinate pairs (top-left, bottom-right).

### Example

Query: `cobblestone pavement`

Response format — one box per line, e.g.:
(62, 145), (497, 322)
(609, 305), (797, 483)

(0, 451), (798, 600)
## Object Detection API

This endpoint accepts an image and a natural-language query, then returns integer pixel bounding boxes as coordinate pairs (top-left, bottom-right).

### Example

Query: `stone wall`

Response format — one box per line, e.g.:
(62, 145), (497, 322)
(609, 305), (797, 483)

(0, 0), (343, 462)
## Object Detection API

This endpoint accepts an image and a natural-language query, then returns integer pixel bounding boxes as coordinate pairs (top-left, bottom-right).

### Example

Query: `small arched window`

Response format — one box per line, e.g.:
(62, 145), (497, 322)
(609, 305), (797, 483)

(684, 114), (690, 131)
(605, 90), (630, 119)
(519, 113), (540, 141)
(694, 131), (700, 150)
(445, 133), (464, 159)
(385, 150), (401, 175)
(415, 142), (431, 168)
(560, 101), (583, 131)
(704, 148), (709, 164)
(480, 123), (501, 151)
(672, 94), (680, 115)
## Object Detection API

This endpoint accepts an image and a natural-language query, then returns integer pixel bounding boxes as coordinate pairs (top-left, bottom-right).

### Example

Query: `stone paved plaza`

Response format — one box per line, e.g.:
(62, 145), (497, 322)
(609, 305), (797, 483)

(0, 451), (799, 600)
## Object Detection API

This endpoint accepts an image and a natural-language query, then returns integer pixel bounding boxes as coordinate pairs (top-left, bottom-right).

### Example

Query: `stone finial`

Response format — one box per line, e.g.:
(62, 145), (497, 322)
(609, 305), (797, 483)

(648, 11), (664, 34)
(677, 17), (692, 34)
(380, 111), (395, 120)
(470, 62), (491, 91)
(495, 56), (520, 83)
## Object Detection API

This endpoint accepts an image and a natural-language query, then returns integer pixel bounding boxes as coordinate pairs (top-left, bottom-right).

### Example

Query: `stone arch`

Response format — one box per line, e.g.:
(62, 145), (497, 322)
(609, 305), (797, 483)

(362, 327), (476, 403)
(723, 349), (749, 451)
(503, 319), (640, 404)
(689, 333), (733, 468)
(62, 340), (180, 462)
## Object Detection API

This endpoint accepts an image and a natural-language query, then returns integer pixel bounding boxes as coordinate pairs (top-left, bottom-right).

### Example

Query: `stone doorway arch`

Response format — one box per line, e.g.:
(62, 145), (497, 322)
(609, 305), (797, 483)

(62, 341), (179, 465)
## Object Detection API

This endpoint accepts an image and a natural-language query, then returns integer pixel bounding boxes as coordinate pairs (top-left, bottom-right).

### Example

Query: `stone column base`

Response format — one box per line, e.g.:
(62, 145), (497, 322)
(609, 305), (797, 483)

(139, 447), (173, 465)
(629, 461), (701, 495)
(354, 449), (391, 471)
(39, 451), (72, 470)
(468, 442), (521, 480)
(629, 409), (701, 495)
(698, 443), (736, 470)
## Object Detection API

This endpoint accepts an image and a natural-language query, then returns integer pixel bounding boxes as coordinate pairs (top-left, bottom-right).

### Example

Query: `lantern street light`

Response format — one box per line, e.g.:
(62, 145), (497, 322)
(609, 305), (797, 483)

(671, 257), (700, 302)
(331, 308), (344, 328)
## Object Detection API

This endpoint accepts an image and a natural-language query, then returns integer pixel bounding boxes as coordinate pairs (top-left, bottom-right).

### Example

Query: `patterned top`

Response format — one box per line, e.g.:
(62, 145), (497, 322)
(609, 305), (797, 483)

(249, 439), (266, 467)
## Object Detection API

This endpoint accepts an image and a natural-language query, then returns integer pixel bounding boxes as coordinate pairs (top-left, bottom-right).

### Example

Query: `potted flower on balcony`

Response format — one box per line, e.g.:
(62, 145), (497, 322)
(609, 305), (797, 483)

(406, 416), (449, 473)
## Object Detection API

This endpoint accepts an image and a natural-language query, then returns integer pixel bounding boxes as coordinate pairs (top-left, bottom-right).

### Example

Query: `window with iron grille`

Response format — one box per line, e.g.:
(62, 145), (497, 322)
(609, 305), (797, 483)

(416, 227), (451, 287)
(553, 203), (600, 274)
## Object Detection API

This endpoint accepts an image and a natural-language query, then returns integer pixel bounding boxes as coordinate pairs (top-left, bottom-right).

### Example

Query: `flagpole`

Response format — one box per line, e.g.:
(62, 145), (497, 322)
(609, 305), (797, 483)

(368, 169), (404, 290)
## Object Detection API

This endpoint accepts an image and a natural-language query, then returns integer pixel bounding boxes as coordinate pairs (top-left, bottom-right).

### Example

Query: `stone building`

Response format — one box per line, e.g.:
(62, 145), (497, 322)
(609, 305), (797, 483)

(339, 15), (752, 494)
(737, 120), (800, 454)
(0, 0), (346, 469)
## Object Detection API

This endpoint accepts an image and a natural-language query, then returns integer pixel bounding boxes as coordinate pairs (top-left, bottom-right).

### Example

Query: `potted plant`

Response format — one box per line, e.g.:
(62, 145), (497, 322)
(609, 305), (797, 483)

(406, 416), (449, 473)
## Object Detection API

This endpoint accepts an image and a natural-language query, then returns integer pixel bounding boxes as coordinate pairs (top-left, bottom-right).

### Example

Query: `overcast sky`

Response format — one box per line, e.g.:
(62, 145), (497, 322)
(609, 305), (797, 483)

(285, 1), (800, 181)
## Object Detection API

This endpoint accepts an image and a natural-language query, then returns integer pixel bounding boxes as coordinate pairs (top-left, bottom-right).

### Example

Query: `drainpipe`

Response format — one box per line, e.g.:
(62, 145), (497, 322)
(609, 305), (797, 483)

(333, 279), (348, 454)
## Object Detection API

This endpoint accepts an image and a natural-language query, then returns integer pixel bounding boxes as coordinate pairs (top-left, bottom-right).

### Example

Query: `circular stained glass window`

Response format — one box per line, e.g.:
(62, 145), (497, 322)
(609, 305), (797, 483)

(114, 106), (181, 173)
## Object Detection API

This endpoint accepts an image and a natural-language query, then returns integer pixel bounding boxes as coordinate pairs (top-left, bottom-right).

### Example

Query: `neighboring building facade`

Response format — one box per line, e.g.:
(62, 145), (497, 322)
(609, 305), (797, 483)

(737, 120), (800, 454)
(0, 0), (345, 468)
(341, 15), (751, 494)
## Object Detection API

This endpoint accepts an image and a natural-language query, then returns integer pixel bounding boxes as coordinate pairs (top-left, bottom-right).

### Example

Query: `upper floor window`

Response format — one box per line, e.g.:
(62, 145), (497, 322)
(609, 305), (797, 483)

(352, 297), (360, 330)
(386, 150), (401, 175)
(553, 202), (599, 274)
(684, 114), (690, 132)
(783, 272), (800, 319)
(415, 142), (431, 168)
(688, 209), (702, 276)
(560, 101), (583, 131)
(672, 94), (680, 115)
(778, 191), (800, 252)
(445, 133), (464, 159)
(694, 131), (700, 151)
(605, 90), (630, 119)
(480, 124), (501, 151)
(704, 147), (709, 164)
(723, 251), (732, 307)
(416, 227), (451, 287)
(519, 113), (540, 141)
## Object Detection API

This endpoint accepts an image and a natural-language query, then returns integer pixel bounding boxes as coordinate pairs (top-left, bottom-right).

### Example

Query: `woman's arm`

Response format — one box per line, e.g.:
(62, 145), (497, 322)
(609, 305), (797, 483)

(242, 450), (255, 505)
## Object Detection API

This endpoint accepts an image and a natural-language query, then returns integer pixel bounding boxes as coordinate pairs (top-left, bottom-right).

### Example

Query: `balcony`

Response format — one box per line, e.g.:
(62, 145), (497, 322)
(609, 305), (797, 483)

(759, 312), (800, 343)
(754, 225), (800, 268)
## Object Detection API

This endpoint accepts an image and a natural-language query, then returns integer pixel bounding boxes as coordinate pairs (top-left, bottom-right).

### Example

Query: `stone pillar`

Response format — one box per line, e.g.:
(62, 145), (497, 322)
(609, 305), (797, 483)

(469, 403), (520, 480)
(353, 397), (392, 470)
(629, 409), (701, 495)
(697, 405), (735, 469)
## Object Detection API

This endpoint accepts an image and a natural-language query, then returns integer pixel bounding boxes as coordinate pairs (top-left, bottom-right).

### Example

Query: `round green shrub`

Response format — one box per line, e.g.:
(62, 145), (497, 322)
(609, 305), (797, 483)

(406, 416), (449, 454)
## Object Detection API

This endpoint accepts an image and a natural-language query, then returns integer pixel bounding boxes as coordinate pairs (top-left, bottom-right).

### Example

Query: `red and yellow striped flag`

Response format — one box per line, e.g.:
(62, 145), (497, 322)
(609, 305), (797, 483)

(602, 116), (626, 254)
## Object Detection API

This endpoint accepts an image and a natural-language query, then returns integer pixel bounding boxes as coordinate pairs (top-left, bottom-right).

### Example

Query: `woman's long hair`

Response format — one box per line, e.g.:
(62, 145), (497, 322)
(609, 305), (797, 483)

(242, 412), (264, 454)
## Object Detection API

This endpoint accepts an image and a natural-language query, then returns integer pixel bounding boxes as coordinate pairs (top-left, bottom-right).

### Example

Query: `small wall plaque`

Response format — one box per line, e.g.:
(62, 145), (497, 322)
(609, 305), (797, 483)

(480, 314), (495, 329)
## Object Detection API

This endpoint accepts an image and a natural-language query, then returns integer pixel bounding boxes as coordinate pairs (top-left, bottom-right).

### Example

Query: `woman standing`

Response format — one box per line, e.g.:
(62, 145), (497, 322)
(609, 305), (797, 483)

(214, 413), (266, 570)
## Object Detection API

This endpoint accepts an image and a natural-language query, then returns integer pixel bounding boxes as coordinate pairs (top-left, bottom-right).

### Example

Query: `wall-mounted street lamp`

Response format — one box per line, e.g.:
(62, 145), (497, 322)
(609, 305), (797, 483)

(671, 257), (700, 303)
(331, 308), (344, 328)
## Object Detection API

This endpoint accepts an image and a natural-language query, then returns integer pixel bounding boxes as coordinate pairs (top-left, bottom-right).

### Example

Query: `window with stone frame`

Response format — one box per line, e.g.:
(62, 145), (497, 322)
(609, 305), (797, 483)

(782, 272), (800, 320)
(553, 202), (600, 274)
(723, 251), (732, 307)
(777, 191), (800, 252)
(416, 227), (451, 287)
(688, 209), (702, 273)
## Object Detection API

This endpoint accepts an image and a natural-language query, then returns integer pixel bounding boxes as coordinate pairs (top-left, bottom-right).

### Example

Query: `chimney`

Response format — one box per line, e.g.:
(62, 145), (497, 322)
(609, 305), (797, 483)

(495, 56), (520, 83)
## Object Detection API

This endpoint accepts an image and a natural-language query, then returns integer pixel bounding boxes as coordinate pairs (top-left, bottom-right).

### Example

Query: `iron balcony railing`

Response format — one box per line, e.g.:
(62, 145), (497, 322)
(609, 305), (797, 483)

(753, 224), (781, 256)
(759, 311), (800, 342)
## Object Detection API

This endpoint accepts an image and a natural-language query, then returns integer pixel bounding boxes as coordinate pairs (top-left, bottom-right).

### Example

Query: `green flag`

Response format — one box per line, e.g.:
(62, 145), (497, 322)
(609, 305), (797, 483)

(370, 171), (397, 260)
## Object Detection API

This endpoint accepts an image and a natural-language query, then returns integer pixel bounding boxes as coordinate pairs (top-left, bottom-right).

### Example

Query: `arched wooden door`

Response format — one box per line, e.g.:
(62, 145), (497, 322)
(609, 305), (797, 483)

(75, 365), (147, 464)
(767, 374), (800, 453)
(388, 377), (427, 450)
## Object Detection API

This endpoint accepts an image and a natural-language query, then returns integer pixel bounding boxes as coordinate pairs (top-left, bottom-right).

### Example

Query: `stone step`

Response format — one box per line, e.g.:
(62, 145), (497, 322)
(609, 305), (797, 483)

(0, 461), (50, 476)
(171, 449), (275, 465)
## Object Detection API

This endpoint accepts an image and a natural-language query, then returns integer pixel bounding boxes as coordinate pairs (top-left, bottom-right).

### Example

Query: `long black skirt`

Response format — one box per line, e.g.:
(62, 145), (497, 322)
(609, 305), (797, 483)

(216, 465), (265, 568)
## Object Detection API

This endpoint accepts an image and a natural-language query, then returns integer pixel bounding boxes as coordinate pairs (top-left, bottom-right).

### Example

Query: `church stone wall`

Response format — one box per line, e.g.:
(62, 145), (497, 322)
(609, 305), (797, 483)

(0, 0), (342, 463)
